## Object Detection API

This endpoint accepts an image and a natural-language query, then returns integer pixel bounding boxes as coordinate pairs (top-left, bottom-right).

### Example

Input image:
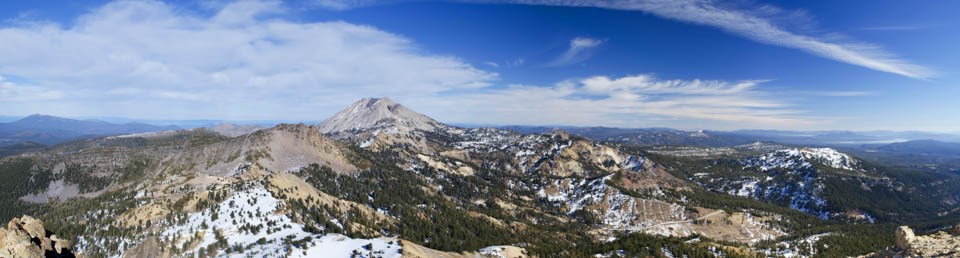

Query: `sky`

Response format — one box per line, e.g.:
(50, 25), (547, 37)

(0, 0), (958, 131)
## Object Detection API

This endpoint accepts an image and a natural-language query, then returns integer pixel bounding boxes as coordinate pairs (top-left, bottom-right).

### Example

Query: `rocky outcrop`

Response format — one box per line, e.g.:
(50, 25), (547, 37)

(0, 215), (74, 258)
(894, 225), (960, 257)
(400, 240), (530, 258)
(207, 123), (265, 137)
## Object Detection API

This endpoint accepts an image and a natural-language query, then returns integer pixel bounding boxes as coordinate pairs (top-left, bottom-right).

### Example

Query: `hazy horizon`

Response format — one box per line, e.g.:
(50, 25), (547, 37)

(2, 111), (960, 135)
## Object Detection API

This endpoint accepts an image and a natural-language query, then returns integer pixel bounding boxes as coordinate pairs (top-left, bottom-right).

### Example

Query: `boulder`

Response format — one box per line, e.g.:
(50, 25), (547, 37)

(892, 225), (960, 257)
(1, 223), (45, 258)
(51, 234), (72, 254)
(18, 215), (46, 239)
(0, 215), (75, 257)
(896, 226), (916, 251)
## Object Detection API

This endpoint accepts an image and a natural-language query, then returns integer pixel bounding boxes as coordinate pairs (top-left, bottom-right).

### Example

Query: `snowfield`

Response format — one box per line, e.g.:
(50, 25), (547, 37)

(537, 175), (687, 233)
(161, 184), (402, 258)
(746, 148), (861, 171)
(155, 181), (525, 258)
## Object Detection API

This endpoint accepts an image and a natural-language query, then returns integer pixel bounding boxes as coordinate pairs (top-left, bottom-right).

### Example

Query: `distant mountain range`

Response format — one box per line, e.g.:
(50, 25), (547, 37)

(74, 117), (292, 129)
(5, 113), (956, 150)
(876, 139), (960, 156)
(840, 139), (960, 174)
(495, 126), (755, 147)
(496, 126), (960, 175)
(493, 126), (960, 147)
(0, 114), (180, 147)
(730, 129), (960, 145)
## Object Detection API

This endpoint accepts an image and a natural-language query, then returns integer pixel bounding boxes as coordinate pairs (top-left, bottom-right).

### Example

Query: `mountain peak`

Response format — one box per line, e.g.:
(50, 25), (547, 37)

(363, 97), (394, 105)
(318, 97), (445, 133)
(8, 114), (88, 128)
(18, 114), (71, 122)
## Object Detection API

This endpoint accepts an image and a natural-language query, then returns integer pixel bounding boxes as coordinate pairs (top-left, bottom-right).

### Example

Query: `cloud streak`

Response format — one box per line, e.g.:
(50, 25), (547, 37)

(314, 0), (387, 10)
(317, 0), (932, 79)
(417, 74), (814, 129)
(800, 90), (872, 97)
(546, 37), (604, 67)
(861, 26), (921, 31)
(508, 0), (935, 79)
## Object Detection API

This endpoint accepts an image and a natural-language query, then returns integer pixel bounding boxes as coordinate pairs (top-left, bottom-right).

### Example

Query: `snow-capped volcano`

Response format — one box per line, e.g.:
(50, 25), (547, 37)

(318, 97), (446, 133)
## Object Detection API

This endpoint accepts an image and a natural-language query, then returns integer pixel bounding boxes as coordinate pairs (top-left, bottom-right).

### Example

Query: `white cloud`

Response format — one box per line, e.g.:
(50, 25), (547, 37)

(546, 37), (605, 67)
(0, 0), (496, 119)
(801, 90), (872, 97)
(414, 74), (814, 129)
(484, 58), (526, 68)
(579, 75), (762, 95)
(0, 0), (820, 130)
(507, 58), (525, 67)
(314, 0), (385, 10)
(514, 0), (935, 79)
(0, 75), (64, 101)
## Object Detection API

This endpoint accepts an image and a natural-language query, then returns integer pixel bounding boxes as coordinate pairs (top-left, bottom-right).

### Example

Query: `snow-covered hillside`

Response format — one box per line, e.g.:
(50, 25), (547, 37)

(745, 148), (861, 171)
(689, 148), (875, 219)
(160, 182), (402, 258)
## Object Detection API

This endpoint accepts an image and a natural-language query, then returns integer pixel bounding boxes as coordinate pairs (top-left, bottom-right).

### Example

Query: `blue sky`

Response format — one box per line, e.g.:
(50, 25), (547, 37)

(0, 0), (957, 131)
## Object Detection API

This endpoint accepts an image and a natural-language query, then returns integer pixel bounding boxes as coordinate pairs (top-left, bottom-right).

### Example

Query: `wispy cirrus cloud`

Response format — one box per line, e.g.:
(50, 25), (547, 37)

(546, 37), (605, 67)
(318, 0), (934, 79)
(415, 74), (814, 129)
(503, 0), (935, 79)
(800, 90), (872, 97)
(508, 0), (935, 79)
(861, 25), (922, 31)
(314, 0), (390, 10)
(484, 58), (525, 68)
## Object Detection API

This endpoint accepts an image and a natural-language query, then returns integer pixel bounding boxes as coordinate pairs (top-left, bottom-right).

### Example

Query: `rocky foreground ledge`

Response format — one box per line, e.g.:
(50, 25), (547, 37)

(884, 225), (960, 257)
(0, 215), (74, 258)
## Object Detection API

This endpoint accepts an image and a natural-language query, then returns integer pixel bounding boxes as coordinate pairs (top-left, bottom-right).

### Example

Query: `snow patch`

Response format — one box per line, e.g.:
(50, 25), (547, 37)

(160, 184), (401, 257)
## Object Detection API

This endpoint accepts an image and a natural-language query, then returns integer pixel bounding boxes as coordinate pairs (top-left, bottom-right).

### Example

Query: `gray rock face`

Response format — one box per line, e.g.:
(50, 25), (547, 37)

(318, 97), (445, 133)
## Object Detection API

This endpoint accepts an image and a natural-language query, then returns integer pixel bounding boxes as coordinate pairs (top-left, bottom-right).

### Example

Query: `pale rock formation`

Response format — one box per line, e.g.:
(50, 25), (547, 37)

(207, 123), (265, 137)
(894, 225), (960, 257)
(0, 215), (73, 257)
(896, 226), (916, 251)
